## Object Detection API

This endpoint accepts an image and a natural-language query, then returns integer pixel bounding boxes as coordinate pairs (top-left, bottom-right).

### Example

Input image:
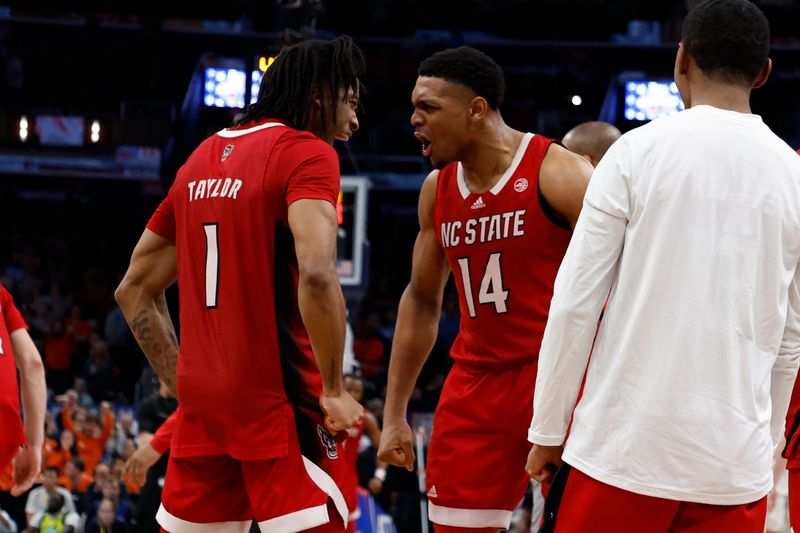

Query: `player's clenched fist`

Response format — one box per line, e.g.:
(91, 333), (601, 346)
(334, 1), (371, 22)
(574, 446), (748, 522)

(320, 391), (364, 434)
(377, 418), (415, 472)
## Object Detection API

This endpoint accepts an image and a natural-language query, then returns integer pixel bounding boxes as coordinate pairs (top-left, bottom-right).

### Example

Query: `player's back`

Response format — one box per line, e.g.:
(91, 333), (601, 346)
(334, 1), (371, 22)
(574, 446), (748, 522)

(151, 120), (339, 460)
(434, 133), (572, 367)
(565, 105), (800, 501)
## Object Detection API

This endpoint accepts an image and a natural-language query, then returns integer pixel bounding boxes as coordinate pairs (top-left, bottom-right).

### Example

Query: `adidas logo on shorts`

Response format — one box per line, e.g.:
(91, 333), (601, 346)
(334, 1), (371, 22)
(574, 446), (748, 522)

(427, 485), (438, 499)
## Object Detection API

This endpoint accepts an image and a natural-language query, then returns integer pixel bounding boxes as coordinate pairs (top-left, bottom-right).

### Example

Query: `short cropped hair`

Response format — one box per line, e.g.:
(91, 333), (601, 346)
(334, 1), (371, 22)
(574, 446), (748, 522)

(418, 46), (506, 109)
(682, 0), (770, 85)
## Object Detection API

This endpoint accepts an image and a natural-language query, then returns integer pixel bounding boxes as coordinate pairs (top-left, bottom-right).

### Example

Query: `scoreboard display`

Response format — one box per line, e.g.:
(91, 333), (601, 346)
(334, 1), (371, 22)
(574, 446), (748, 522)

(337, 176), (369, 287)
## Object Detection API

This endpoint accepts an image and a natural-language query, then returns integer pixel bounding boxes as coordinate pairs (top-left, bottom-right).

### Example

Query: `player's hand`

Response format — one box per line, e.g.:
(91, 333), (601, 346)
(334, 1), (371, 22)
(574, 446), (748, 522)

(124, 444), (162, 486)
(525, 444), (563, 485)
(319, 391), (364, 434)
(377, 419), (415, 471)
(11, 445), (42, 496)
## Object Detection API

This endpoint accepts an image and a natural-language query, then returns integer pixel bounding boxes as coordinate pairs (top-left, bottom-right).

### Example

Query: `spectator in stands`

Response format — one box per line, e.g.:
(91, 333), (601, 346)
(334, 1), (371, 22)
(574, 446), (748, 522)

(24, 492), (79, 533)
(58, 458), (91, 495)
(85, 498), (127, 533)
(60, 400), (114, 474)
(354, 311), (388, 380)
(42, 430), (75, 476)
(92, 478), (131, 526)
(44, 321), (75, 394)
(83, 463), (110, 512)
(107, 412), (137, 458)
(80, 337), (114, 401)
(24, 467), (75, 527)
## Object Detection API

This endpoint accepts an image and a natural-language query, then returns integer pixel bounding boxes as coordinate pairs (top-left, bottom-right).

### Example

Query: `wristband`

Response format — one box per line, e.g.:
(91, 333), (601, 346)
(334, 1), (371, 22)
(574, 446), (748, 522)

(374, 467), (386, 481)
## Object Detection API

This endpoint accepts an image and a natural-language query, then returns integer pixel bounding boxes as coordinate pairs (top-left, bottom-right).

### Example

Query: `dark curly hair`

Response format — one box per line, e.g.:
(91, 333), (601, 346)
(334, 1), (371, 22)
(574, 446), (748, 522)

(682, 0), (770, 86)
(418, 46), (506, 109)
(236, 35), (365, 130)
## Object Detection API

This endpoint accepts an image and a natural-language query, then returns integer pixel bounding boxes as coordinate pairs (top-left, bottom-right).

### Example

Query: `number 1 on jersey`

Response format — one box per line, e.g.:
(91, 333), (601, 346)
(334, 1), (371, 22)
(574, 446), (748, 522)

(204, 223), (219, 308)
(456, 252), (509, 318)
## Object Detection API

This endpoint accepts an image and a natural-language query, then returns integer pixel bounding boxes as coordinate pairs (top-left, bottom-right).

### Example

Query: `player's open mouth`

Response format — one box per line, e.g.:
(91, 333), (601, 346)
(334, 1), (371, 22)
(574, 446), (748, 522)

(414, 131), (432, 157)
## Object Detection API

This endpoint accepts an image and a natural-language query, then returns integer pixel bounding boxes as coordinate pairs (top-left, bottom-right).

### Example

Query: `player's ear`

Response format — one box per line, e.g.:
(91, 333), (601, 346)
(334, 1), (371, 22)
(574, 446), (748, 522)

(469, 96), (488, 122)
(752, 58), (772, 90)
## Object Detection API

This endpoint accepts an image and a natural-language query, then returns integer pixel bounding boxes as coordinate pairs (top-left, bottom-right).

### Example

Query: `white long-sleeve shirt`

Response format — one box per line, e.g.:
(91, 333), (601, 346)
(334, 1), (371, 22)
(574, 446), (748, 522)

(529, 105), (800, 505)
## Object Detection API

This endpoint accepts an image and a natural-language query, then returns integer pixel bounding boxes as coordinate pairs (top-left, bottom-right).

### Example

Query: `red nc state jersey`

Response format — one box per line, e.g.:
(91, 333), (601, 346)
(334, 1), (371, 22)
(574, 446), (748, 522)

(434, 133), (571, 366)
(147, 119), (340, 460)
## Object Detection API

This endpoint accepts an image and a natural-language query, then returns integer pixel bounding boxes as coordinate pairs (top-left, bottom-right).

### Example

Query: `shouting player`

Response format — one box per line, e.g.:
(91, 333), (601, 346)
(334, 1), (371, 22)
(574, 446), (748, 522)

(378, 46), (592, 531)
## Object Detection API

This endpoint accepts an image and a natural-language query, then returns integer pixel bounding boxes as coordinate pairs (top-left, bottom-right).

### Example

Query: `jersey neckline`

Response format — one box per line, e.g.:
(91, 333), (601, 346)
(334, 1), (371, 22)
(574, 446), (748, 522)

(216, 122), (285, 138)
(456, 132), (534, 200)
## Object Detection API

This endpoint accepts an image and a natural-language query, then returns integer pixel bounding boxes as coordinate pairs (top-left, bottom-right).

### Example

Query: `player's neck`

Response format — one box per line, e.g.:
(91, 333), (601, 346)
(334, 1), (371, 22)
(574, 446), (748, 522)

(460, 123), (525, 194)
(686, 78), (753, 115)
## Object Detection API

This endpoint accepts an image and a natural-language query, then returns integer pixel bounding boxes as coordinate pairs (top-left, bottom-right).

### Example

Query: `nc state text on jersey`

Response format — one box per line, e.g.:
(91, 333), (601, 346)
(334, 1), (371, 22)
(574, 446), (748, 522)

(187, 178), (243, 202)
(440, 209), (526, 248)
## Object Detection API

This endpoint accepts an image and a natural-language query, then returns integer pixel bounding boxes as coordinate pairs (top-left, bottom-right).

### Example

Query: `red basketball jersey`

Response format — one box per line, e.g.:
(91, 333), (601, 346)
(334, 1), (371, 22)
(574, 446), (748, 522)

(434, 133), (571, 366)
(0, 284), (28, 446)
(147, 119), (340, 460)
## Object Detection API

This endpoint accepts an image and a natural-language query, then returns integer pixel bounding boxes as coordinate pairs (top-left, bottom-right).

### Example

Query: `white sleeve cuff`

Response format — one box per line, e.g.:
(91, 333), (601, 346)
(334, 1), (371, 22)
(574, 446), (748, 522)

(527, 427), (566, 446)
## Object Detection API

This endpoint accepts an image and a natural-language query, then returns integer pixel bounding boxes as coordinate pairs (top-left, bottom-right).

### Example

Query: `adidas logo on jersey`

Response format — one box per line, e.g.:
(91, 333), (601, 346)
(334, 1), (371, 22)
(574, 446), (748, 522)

(427, 485), (438, 498)
(470, 196), (486, 209)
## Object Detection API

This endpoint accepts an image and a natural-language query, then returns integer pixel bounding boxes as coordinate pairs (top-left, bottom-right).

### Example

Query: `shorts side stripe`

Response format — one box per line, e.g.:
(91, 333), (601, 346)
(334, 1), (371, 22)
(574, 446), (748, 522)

(257, 503), (329, 533)
(156, 504), (250, 533)
(302, 455), (349, 525)
(428, 501), (513, 528)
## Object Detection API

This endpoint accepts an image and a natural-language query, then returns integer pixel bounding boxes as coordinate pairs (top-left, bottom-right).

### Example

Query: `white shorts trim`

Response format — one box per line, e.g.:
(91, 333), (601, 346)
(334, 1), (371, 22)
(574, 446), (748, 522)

(156, 504), (250, 533)
(302, 455), (349, 525)
(257, 503), (329, 533)
(428, 501), (513, 528)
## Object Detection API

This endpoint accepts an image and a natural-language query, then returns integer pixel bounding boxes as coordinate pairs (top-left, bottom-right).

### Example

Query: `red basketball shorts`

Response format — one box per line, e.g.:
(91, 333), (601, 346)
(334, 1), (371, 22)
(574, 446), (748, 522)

(546, 465), (767, 533)
(425, 359), (537, 529)
(157, 408), (349, 533)
(789, 468), (800, 532)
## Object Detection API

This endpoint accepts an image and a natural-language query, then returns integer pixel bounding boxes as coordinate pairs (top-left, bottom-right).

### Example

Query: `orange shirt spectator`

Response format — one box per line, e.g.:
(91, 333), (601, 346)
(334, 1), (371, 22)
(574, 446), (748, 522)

(61, 405), (114, 474)
(42, 438), (70, 474)
(59, 471), (92, 492)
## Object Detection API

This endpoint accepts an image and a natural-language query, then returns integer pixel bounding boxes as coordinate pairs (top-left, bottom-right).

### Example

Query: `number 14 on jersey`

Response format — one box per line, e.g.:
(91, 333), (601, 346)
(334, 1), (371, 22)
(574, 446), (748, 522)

(456, 252), (509, 318)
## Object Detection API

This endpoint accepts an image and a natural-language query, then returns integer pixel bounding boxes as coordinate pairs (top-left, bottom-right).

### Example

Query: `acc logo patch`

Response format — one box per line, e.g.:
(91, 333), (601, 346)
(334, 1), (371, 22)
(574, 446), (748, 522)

(221, 144), (234, 162)
(317, 425), (339, 459)
(514, 178), (528, 193)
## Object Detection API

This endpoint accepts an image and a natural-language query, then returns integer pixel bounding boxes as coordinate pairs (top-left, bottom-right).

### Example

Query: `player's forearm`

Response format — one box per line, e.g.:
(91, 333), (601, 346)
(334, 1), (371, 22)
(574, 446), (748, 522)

(384, 286), (441, 421)
(15, 345), (46, 447)
(116, 285), (179, 395)
(298, 267), (346, 396)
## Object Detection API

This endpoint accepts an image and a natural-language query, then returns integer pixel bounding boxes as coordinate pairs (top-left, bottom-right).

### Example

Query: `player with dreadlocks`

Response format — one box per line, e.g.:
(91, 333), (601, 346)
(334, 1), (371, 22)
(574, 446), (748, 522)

(115, 35), (365, 532)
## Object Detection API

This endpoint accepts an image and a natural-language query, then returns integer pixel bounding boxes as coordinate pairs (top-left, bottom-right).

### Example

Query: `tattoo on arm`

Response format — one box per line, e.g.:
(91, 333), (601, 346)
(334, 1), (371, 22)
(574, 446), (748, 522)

(131, 305), (179, 395)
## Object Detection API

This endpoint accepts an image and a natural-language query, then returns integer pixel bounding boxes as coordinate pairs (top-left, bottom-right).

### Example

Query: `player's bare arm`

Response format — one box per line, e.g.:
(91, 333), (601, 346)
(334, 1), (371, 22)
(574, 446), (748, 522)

(378, 171), (450, 471)
(115, 229), (179, 395)
(288, 198), (363, 433)
(10, 328), (45, 496)
(538, 143), (593, 229)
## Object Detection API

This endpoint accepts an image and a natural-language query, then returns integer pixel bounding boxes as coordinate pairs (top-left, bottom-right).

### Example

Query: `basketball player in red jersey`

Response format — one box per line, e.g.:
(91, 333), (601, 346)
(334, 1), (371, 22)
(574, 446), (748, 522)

(115, 36), (365, 532)
(784, 147), (800, 532)
(377, 47), (593, 532)
(0, 282), (46, 498)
